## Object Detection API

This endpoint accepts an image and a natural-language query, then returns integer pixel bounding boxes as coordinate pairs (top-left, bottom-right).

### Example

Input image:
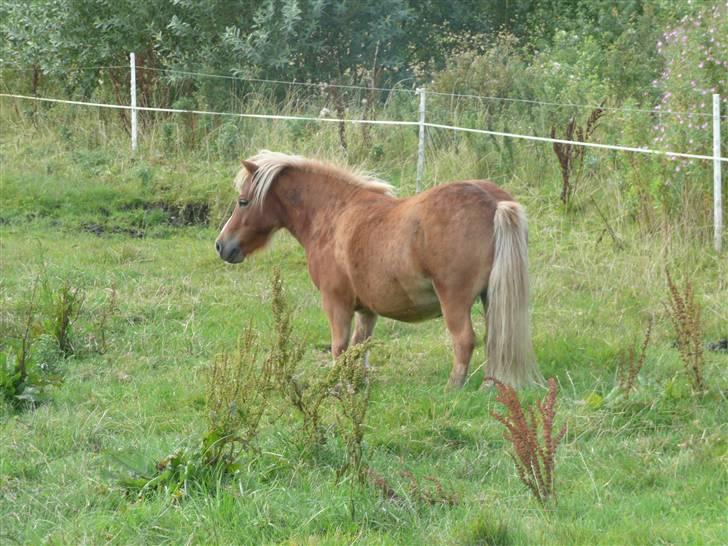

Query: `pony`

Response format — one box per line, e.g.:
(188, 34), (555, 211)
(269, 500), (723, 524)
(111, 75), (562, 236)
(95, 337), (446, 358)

(215, 151), (541, 389)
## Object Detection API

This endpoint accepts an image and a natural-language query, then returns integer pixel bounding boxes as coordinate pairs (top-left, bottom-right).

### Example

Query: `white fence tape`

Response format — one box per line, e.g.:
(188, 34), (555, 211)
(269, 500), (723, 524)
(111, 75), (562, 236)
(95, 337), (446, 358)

(1, 92), (725, 163)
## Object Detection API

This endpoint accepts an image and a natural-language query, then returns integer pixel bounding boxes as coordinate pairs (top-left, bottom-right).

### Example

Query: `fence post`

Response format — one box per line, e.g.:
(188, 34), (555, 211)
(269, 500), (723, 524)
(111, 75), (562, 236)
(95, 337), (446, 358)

(714, 93), (723, 253)
(415, 87), (426, 193)
(130, 52), (138, 153)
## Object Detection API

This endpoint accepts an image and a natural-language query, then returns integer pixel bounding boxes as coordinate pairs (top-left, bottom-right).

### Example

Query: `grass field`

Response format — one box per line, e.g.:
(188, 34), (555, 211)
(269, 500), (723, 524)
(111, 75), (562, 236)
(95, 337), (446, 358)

(1, 117), (727, 545)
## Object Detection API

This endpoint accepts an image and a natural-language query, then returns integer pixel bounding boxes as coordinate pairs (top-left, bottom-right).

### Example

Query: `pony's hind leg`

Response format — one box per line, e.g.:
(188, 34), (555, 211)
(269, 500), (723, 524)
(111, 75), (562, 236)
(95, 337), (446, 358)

(436, 287), (476, 390)
(351, 311), (377, 369)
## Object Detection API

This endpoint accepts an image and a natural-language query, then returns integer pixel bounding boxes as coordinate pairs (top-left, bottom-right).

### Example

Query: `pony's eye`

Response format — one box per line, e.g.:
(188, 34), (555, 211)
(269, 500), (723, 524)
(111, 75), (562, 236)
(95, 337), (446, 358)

(238, 199), (249, 208)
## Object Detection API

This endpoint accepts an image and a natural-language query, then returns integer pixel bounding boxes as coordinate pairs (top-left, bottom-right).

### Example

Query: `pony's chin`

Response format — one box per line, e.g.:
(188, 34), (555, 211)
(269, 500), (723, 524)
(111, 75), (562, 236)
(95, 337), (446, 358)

(223, 249), (246, 264)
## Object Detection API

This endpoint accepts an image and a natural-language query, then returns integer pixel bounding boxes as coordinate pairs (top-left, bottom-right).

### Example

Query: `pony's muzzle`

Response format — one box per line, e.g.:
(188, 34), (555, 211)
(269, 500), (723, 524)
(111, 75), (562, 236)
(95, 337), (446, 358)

(215, 239), (245, 264)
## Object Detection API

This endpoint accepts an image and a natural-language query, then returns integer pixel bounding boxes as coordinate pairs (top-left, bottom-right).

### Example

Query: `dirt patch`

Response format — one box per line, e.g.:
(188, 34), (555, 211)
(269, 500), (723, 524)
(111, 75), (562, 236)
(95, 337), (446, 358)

(156, 202), (210, 226)
(707, 338), (728, 353)
(81, 223), (145, 238)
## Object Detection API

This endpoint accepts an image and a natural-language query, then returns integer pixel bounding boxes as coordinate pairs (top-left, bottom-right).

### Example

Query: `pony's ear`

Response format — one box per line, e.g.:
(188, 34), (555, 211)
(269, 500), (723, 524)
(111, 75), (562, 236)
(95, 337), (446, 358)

(242, 160), (258, 175)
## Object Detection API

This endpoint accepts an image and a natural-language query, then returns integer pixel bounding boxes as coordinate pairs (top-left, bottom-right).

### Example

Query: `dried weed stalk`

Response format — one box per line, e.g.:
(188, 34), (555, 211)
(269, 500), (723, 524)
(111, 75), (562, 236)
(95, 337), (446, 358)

(665, 268), (705, 392)
(490, 377), (566, 506)
(551, 102), (605, 205)
(401, 470), (459, 506)
(618, 317), (653, 396)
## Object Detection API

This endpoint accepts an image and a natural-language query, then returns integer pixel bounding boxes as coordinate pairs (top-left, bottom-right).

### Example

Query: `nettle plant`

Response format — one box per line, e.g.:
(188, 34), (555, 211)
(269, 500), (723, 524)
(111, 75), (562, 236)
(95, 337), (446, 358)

(651, 3), (727, 206)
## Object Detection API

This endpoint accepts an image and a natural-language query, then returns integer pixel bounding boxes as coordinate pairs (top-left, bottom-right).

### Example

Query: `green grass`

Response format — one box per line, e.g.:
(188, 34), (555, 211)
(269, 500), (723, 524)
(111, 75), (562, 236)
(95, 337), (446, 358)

(1, 113), (727, 545)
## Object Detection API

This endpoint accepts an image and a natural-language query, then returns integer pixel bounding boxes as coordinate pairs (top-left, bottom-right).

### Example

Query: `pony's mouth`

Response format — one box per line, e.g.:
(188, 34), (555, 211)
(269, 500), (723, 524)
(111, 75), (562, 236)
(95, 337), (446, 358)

(216, 240), (245, 264)
(223, 248), (245, 264)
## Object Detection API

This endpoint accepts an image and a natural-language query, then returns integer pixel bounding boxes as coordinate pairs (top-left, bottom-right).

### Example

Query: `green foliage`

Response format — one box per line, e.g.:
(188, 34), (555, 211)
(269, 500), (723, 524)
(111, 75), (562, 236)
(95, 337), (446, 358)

(648, 3), (727, 223)
(330, 341), (373, 483)
(43, 279), (84, 357)
(205, 325), (274, 464)
(456, 513), (513, 546)
(0, 279), (64, 409)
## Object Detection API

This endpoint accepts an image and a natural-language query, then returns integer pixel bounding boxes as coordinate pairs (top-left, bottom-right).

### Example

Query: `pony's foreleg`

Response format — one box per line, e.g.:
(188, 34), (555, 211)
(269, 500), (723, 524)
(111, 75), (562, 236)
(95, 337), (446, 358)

(351, 311), (377, 369)
(322, 295), (354, 359)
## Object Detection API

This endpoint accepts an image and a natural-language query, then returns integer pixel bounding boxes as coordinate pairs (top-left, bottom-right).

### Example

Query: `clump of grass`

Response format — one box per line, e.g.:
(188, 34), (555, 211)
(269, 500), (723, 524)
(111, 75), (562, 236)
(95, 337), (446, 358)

(44, 280), (84, 357)
(617, 317), (653, 397)
(456, 513), (513, 546)
(665, 268), (705, 392)
(490, 377), (567, 507)
(1, 278), (62, 409)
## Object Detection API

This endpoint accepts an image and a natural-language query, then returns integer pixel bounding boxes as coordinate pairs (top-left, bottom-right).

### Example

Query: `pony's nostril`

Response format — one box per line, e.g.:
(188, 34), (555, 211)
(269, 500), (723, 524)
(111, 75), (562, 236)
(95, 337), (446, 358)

(215, 240), (223, 255)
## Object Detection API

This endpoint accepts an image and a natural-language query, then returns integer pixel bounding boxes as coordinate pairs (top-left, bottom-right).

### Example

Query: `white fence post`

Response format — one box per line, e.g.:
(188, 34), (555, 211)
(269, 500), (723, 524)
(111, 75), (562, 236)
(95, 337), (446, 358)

(415, 87), (426, 193)
(714, 94), (723, 253)
(130, 52), (138, 153)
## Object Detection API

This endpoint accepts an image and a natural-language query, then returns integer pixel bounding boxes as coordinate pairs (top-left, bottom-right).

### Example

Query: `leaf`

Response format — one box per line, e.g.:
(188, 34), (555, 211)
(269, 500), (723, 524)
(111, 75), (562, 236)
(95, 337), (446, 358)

(583, 391), (604, 410)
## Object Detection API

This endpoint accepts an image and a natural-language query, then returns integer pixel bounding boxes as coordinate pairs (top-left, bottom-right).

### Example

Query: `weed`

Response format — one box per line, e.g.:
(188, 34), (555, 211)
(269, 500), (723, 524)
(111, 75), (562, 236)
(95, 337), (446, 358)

(401, 470), (459, 506)
(490, 377), (567, 507)
(0, 278), (62, 408)
(44, 280), (84, 357)
(551, 102), (605, 206)
(92, 284), (117, 354)
(665, 268), (705, 392)
(617, 317), (653, 397)
(267, 267), (331, 441)
(330, 340), (373, 484)
(205, 324), (274, 465)
(119, 325), (274, 499)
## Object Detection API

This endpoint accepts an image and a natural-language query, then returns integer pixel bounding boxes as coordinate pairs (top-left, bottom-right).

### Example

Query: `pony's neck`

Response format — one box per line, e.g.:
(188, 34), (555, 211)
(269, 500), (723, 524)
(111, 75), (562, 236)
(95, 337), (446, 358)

(271, 170), (363, 248)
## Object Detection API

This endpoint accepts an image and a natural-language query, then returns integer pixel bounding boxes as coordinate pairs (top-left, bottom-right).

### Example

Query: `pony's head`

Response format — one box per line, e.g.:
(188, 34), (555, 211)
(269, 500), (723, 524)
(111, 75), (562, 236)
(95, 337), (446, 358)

(215, 159), (281, 264)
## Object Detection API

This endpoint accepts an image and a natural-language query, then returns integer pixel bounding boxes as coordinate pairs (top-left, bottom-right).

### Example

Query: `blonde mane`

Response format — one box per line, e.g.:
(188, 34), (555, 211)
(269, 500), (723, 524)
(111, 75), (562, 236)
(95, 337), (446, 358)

(234, 150), (394, 205)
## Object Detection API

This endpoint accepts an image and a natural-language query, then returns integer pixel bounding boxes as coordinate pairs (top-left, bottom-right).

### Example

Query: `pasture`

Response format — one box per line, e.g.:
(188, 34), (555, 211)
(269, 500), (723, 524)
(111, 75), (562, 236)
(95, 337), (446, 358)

(1, 115), (727, 545)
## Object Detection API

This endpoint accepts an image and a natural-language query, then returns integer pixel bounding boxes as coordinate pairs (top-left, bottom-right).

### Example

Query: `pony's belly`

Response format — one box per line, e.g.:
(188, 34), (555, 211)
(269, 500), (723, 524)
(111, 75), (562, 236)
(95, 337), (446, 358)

(369, 283), (442, 322)
(380, 300), (442, 322)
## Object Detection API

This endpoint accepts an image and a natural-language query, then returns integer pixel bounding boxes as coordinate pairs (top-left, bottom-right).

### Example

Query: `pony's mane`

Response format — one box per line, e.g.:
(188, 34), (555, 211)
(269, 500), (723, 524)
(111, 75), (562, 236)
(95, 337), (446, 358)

(234, 150), (394, 205)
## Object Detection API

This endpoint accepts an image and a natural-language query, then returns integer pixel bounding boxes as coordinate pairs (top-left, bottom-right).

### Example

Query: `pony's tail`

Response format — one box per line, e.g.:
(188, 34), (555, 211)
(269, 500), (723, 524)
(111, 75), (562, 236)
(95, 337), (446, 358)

(485, 201), (543, 389)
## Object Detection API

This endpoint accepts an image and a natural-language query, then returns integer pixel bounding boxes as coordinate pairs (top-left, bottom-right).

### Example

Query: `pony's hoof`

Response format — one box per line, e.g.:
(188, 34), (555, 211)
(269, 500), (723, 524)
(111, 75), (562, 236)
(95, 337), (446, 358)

(446, 376), (465, 391)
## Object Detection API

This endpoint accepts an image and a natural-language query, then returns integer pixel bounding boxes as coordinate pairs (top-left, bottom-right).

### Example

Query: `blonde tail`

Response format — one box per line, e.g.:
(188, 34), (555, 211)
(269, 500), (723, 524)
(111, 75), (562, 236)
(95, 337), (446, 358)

(485, 201), (542, 388)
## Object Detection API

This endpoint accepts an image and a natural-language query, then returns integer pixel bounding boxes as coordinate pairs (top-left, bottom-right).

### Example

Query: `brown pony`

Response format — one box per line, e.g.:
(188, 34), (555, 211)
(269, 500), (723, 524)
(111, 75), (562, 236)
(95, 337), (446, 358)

(216, 151), (541, 389)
